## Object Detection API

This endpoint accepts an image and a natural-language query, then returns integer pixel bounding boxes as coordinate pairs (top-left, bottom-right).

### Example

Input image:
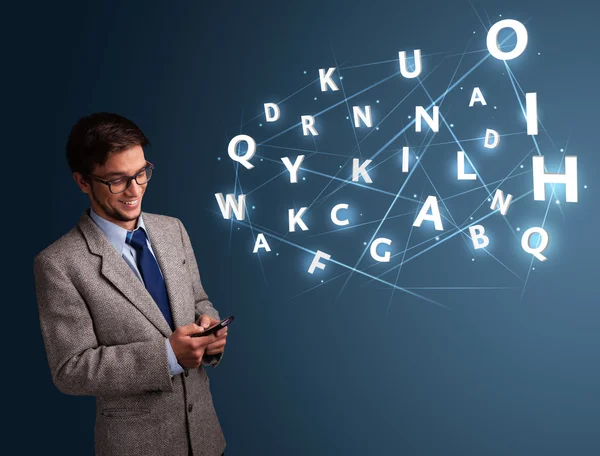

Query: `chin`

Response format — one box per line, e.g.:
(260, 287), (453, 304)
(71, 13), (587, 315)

(124, 208), (142, 220)
(112, 206), (142, 222)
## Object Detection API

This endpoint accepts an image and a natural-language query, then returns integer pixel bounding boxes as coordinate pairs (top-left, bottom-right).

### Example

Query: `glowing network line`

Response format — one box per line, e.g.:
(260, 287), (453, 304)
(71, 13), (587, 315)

(307, 29), (519, 211)
(215, 14), (579, 308)
(332, 35), (492, 300)
(210, 208), (446, 308)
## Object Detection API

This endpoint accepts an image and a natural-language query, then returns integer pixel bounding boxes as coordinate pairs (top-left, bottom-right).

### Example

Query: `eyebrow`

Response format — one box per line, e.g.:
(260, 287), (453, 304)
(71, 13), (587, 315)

(103, 165), (147, 178)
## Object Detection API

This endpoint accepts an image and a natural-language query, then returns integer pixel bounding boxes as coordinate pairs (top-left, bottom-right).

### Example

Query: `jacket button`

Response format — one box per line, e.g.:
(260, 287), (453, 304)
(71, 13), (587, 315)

(188, 404), (193, 412)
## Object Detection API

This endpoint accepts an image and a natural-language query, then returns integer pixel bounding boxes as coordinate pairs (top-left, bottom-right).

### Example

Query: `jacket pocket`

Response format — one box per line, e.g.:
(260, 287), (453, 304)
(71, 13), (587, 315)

(100, 407), (151, 418)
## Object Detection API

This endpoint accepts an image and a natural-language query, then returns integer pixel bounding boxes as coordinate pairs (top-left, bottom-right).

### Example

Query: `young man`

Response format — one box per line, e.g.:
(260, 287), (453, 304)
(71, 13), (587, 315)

(34, 112), (228, 456)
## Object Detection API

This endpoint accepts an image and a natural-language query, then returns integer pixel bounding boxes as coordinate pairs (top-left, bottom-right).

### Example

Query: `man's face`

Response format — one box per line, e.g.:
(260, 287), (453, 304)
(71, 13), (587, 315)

(74, 145), (149, 230)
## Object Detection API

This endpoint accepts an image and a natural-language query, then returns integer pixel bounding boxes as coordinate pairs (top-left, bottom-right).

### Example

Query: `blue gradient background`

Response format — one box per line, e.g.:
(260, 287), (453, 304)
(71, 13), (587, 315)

(11, 0), (600, 454)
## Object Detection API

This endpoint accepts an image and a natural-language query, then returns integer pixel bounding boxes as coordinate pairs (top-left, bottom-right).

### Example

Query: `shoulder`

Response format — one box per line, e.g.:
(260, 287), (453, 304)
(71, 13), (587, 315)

(142, 211), (184, 231)
(33, 225), (87, 270)
(142, 211), (195, 243)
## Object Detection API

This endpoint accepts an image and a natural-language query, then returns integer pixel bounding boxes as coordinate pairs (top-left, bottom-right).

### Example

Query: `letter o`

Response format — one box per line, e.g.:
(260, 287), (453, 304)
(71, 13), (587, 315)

(486, 19), (528, 61)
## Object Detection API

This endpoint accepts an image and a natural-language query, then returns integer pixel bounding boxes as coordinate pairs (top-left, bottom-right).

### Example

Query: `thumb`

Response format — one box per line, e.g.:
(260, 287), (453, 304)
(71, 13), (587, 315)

(178, 323), (204, 336)
(197, 314), (212, 328)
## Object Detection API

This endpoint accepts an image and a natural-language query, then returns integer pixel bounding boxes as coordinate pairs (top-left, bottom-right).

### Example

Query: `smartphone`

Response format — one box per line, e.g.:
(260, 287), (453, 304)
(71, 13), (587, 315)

(191, 315), (235, 337)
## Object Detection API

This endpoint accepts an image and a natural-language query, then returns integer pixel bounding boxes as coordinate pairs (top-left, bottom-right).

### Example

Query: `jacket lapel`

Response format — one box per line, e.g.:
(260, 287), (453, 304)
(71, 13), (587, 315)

(77, 209), (173, 338)
(143, 213), (190, 329)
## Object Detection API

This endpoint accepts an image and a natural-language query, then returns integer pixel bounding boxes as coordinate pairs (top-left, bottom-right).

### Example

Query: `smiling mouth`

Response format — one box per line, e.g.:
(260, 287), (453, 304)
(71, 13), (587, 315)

(119, 199), (139, 207)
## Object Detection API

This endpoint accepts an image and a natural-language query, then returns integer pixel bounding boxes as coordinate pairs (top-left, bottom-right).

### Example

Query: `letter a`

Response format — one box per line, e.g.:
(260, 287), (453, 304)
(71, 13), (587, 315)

(413, 196), (444, 231)
(469, 87), (487, 107)
(253, 233), (271, 253)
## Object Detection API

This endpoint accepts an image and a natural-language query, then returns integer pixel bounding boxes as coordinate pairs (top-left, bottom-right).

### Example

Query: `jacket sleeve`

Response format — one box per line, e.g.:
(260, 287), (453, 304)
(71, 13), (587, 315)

(33, 253), (175, 396)
(177, 218), (224, 368)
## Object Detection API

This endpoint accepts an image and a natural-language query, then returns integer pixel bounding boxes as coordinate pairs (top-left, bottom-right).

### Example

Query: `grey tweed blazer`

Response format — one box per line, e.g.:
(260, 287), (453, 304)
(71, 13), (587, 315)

(33, 209), (226, 456)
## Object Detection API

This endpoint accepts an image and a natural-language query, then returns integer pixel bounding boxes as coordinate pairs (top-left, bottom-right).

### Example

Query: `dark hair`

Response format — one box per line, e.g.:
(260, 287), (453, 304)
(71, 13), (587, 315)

(66, 112), (150, 175)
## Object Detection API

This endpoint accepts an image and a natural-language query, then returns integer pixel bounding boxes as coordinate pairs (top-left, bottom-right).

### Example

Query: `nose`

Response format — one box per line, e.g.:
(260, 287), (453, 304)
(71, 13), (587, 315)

(124, 179), (144, 197)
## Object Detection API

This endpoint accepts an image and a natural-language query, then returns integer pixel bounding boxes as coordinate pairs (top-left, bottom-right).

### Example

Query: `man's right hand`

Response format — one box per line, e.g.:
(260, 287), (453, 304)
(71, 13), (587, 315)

(169, 324), (219, 369)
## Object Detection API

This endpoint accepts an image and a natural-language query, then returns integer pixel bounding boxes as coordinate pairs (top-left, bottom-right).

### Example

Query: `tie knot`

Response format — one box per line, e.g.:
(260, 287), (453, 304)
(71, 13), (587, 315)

(128, 228), (147, 250)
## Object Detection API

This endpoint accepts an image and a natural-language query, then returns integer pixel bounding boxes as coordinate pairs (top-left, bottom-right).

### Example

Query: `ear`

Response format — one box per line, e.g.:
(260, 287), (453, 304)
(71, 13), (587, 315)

(73, 172), (91, 195)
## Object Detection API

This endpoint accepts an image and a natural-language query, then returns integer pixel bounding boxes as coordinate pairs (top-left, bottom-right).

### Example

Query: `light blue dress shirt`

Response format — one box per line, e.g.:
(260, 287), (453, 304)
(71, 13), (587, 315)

(89, 207), (185, 377)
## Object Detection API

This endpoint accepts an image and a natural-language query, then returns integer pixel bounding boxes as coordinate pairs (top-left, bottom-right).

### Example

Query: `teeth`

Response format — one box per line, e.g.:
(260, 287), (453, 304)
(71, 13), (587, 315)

(121, 200), (138, 205)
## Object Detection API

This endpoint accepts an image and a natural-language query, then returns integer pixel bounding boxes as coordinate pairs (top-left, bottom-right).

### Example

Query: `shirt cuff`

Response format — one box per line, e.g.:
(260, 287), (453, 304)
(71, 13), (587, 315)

(202, 351), (223, 367)
(165, 338), (185, 376)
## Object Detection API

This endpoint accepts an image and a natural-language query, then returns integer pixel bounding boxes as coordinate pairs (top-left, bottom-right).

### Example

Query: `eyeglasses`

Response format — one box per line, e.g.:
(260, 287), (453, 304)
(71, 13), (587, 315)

(87, 162), (154, 194)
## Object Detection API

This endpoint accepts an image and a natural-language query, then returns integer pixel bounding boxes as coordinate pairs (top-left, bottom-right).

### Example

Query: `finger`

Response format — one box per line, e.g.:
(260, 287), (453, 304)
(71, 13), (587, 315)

(215, 327), (228, 338)
(198, 314), (212, 329)
(206, 338), (227, 349)
(178, 323), (204, 336)
(206, 341), (226, 355)
(190, 333), (218, 348)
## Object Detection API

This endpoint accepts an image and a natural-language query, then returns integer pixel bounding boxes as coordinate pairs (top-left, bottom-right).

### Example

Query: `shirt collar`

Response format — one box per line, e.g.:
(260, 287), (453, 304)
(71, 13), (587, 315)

(89, 206), (147, 255)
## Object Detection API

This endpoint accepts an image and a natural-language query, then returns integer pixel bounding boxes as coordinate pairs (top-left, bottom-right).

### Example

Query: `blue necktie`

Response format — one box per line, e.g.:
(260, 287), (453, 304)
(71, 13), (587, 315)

(128, 228), (174, 330)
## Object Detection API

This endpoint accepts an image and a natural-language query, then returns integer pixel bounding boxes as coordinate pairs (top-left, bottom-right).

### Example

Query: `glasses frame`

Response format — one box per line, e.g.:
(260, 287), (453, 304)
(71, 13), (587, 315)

(87, 162), (155, 194)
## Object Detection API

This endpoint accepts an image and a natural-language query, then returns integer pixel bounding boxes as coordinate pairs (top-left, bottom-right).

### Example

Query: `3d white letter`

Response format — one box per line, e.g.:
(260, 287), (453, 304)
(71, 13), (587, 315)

(402, 146), (410, 173)
(521, 227), (550, 261)
(532, 156), (578, 203)
(469, 87), (487, 107)
(457, 151), (477, 180)
(484, 129), (500, 149)
(526, 92), (538, 135)
(308, 250), (331, 274)
(281, 155), (305, 183)
(264, 103), (280, 122)
(490, 189), (513, 215)
(215, 193), (246, 220)
(301, 115), (318, 136)
(370, 238), (392, 262)
(398, 50), (422, 78)
(228, 135), (256, 170)
(415, 106), (439, 133)
(352, 158), (373, 183)
(413, 195), (444, 231)
(353, 106), (373, 128)
(486, 19), (528, 60)
(331, 203), (350, 226)
(468, 225), (490, 250)
(253, 233), (271, 253)
(319, 68), (339, 92)
(289, 207), (309, 232)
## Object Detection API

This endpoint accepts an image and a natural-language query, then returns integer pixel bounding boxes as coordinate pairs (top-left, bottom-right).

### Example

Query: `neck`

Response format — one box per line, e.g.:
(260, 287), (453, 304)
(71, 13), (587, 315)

(90, 205), (138, 231)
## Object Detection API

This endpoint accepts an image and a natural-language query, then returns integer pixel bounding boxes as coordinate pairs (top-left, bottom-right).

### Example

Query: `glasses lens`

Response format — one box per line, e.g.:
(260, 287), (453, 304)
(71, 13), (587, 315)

(109, 178), (129, 194)
(135, 166), (152, 185)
